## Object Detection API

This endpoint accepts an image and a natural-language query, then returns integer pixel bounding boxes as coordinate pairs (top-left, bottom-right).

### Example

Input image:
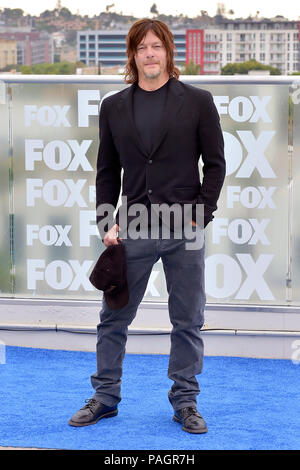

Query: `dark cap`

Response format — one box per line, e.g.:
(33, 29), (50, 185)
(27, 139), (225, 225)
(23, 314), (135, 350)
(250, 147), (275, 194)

(89, 240), (129, 309)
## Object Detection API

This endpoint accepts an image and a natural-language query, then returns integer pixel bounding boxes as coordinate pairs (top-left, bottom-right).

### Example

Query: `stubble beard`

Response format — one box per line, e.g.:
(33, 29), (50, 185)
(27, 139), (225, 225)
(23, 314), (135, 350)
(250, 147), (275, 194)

(144, 67), (161, 80)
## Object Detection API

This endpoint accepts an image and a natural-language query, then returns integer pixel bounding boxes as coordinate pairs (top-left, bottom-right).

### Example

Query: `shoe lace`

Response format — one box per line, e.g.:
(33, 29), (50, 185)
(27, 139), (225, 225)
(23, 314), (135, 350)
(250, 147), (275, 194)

(181, 407), (201, 419)
(82, 398), (99, 411)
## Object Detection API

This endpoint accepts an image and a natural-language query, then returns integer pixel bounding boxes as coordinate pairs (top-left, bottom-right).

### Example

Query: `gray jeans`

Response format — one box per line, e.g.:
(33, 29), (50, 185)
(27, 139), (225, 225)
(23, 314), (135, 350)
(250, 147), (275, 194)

(91, 227), (206, 412)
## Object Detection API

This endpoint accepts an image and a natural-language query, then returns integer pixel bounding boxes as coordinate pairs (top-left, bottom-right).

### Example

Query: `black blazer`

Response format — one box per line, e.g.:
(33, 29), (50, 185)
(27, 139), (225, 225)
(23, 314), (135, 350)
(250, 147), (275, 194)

(96, 77), (225, 238)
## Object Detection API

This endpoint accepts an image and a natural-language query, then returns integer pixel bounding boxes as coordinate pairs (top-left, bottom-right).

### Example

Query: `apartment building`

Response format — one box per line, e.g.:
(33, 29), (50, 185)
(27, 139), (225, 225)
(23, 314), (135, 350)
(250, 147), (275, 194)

(186, 29), (220, 74)
(185, 18), (299, 74)
(218, 18), (300, 74)
(77, 17), (300, 74)
(0, 38), (17, 68)
(77, 29), (186, 68)
(0, 31), (53, 66)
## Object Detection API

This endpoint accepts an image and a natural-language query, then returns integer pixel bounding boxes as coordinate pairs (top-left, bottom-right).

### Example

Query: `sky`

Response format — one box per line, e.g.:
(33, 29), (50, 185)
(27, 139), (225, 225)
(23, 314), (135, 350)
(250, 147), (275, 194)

(1, 0), (299, 20)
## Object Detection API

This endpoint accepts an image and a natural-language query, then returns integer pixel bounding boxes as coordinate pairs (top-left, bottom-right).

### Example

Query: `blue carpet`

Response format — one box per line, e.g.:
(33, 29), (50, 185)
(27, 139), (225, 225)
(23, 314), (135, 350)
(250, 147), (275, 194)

(0, 346), (299, 450)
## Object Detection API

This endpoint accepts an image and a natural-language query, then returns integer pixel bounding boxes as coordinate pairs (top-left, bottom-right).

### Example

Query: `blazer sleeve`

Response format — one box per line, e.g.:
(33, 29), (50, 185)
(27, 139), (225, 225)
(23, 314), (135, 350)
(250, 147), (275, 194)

(197, 91), (226, 227)
(96, 98), (122, 240)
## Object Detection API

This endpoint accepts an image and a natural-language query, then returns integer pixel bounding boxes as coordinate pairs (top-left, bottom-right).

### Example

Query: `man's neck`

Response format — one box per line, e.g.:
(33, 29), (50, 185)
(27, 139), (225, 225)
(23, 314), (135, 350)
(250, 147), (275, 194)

(137, 75), (170, 92)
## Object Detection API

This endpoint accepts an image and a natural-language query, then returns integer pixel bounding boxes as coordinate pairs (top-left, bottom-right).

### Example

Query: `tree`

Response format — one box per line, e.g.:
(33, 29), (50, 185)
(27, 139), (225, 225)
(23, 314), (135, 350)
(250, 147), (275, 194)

(60, 7), (72, 18)
(40, 9), (53, 18)
(33, 63), (57, 74)
(150, 3), (159, 15)
(221, 59), (280, 75)
(19, 61), (84, 75)
(0, 63), (18, 72)
(3, 8), (24, 18)
(2, 7), (24, 23)
(20, 65), (32, 74)
(105, 4), (114, 12)
(181, 60), (201, 75)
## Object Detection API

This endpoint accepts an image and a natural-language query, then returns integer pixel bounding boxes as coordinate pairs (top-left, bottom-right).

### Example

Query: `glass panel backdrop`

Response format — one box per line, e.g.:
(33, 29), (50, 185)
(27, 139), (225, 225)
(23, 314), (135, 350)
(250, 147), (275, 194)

(0, 77), (297, 306)
(291, 80), (300, 304)
(0, 81), (11, 296)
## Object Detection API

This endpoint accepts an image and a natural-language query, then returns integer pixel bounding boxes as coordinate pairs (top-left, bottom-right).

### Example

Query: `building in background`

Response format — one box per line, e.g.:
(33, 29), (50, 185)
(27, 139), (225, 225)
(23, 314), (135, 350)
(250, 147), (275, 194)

(60, 44), (77, 63)
(0, 31), (53, 66)
(185, 29), (220, 74)
(186, 29), (204, 71)
(185, 17), (300, 75)
(77, 29), (186, 70)
(217, 17), (300, 75)
(0, 38), (17, 68)
(77, 17), (299, 75)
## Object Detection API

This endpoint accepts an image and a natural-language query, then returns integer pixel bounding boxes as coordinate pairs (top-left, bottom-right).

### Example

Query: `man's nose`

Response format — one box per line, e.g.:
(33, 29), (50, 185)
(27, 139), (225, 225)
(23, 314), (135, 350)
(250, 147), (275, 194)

(146, 48), (155, 57)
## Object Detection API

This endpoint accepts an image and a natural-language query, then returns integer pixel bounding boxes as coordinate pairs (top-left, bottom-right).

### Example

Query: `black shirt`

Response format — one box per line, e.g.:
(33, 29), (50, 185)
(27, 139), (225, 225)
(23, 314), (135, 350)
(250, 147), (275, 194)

(131, 79), (169, 233)
(133, 79), (169, 155)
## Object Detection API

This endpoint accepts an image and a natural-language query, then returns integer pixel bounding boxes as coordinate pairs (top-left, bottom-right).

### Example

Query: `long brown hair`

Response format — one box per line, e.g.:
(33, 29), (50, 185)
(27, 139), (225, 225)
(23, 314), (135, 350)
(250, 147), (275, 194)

(124, 18), (180, 84)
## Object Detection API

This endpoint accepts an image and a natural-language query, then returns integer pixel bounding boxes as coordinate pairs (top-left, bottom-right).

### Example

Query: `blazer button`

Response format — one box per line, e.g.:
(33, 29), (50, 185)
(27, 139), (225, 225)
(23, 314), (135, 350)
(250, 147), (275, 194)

(149, 159), (153, 164)
(148, 189), (152, 194)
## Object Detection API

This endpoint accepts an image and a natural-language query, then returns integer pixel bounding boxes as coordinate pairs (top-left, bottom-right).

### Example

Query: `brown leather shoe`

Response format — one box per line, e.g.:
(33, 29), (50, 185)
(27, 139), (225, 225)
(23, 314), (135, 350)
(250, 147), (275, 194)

(173, 407), (208, 434)
(68, 398), (118, 427)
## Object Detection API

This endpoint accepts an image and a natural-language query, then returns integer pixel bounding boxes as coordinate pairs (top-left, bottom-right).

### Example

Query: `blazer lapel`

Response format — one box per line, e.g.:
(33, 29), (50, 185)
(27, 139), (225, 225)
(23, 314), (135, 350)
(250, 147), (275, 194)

(117, 83), (148, 159)
(149, 77), (184, 158)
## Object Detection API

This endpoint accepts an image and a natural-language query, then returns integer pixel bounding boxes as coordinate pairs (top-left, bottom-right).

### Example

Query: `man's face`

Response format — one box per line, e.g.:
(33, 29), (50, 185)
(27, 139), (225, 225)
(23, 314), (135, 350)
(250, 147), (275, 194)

(134, 29), (168, 80)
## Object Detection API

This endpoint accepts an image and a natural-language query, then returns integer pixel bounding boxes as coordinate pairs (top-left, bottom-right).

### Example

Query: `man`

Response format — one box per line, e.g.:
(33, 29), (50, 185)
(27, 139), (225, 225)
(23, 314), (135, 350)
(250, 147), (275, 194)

(69, 18), (225, 434)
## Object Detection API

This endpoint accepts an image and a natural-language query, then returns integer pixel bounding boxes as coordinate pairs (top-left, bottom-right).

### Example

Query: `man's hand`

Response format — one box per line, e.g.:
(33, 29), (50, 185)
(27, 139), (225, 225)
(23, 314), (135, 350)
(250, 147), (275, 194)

(103, 224), (123, 247)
